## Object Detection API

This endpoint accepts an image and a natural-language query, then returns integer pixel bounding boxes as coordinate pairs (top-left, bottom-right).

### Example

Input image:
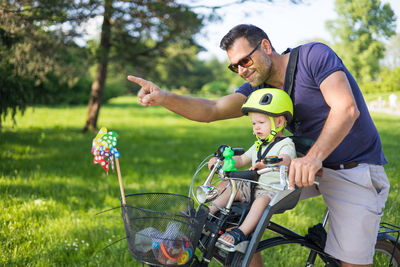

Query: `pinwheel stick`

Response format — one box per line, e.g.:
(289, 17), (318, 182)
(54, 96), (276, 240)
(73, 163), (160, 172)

(115, 157), (131, 233)
(115, 157), (126, 205)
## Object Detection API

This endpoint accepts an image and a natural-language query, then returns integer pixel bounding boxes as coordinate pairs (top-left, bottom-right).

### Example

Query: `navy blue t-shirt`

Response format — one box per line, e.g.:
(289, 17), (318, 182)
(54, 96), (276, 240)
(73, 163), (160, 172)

(236, 42), (387, 165)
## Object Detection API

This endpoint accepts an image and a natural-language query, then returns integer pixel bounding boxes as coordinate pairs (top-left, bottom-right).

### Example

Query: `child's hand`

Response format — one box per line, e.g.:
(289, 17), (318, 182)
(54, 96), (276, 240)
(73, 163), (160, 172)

(249, 161), (265, 171)
(208, 157), (218, 170)
(250, 154), (291, 171)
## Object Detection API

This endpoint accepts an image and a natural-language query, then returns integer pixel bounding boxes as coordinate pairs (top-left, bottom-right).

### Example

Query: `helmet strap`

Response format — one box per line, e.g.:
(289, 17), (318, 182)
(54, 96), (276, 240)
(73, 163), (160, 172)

(254, 117), (286, 151)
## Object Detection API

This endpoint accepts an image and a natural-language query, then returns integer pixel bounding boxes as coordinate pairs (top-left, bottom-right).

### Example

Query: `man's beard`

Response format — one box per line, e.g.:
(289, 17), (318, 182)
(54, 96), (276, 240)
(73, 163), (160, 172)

(248, 56), (273, 87)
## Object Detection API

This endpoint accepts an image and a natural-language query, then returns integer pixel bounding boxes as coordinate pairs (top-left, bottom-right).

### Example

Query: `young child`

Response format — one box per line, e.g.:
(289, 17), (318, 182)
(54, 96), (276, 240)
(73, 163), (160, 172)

(207, 88), (297, 248)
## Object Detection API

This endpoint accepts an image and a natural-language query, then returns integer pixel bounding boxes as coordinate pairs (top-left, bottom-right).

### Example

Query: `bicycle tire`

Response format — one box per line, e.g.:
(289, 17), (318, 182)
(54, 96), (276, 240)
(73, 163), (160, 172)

(232, 239), (400, 267)
(374, 239), (400, 267)
(253, 239), (400, 267)
(255, 238), (340, 266)
(231, 252), (244, 267)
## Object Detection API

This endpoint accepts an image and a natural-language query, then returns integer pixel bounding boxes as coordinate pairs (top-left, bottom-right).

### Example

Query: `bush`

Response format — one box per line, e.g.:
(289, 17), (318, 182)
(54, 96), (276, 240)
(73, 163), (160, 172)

(381, 67), (400, 92)
(359, 67), (400, 95)
(200, 81), (230, 96)
(104, 78), (128, 102)
(33, 74), (92, 105)
(0, 65), (31, 125)
(32, 73), (125, 106)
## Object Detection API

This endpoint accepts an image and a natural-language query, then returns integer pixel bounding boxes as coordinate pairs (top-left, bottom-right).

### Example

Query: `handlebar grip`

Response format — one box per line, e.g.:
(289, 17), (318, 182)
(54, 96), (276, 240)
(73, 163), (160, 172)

(232, 148), (245, 156)
(225, 170), (260, 181)
(263, 156), (282, 164)
(215, 145), (245, 159)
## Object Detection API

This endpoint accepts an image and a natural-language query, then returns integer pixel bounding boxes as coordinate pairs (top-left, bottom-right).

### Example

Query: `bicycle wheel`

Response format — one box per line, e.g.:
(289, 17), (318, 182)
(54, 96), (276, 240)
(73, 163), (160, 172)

(256, 240), (339, 266)
(374, 239), (400, 267)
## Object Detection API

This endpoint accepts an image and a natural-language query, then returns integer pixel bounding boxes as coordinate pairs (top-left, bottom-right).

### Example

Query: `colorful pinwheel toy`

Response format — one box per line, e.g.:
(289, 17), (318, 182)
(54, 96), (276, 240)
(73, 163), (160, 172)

(91, 127), (120, 174)
(91, 127), (126, 205)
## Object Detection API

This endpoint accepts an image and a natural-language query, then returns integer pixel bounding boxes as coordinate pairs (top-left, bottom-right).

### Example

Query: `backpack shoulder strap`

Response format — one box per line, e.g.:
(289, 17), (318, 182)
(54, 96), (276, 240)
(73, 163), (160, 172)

(283, 46), (300, 133)
(284, 46), (300, 97)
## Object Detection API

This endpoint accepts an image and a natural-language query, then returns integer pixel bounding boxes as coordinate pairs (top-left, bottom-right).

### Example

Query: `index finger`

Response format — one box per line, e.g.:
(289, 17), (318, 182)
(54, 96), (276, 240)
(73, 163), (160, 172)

(127, 75), (148, 86)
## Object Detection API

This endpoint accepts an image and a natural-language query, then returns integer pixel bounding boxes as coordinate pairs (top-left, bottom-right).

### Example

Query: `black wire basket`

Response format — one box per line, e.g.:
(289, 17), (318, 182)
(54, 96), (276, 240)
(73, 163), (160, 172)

(121, 193), (209, 266)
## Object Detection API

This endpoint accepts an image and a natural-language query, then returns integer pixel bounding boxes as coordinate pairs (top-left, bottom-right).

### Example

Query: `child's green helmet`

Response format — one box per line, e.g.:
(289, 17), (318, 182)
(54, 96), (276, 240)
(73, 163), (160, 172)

(241, 88), (293, 123)
(241, 88), (294, 146)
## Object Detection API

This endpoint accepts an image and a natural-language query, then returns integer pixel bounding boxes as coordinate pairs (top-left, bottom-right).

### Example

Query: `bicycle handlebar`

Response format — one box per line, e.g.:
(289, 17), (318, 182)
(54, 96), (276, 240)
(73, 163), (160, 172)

(263, 156), (282, 164)
(232, 148), (245, 156)
(215, 145), (245, 159)
(225, 170), (260, 181)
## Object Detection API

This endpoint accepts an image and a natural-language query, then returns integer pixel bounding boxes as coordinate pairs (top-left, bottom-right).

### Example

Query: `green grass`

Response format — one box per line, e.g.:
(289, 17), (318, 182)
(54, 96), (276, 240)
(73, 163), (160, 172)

(1, 96), (399, 266)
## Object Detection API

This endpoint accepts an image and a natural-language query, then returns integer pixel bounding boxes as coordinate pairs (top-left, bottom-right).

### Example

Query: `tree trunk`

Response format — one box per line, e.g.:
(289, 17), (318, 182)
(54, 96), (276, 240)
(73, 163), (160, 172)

(82, 0), (112, 133)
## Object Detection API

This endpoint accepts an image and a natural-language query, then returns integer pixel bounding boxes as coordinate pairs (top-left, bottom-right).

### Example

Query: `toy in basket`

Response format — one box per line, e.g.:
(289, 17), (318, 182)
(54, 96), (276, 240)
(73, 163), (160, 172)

(91, 128), (208, 266)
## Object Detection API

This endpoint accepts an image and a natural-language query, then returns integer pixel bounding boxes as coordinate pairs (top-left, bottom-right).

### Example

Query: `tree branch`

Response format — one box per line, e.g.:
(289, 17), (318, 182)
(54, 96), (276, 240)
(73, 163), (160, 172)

(188, 0), (302, 10)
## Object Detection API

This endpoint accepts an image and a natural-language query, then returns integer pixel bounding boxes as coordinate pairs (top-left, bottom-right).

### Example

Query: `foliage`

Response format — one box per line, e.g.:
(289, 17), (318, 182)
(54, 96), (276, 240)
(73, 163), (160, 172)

(326, 0), (396, 83)
(106, 0), (207, 89)
(83, 0), (209, 131)
(0, 1), (97, 127)
(0, 96), (399, 266)
(199, 58), (244, 96)
(144, 51), (245, 95)
(360, 66), (400, 94)
(0, 0), (209, 130)
(144, 43), (213, 93)
(201, 81), (230, 96)
(382, 32), (400, 70)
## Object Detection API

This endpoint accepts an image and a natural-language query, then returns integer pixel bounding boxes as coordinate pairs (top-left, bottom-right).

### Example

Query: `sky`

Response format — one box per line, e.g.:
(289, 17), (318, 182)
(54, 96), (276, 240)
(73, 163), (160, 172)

(192, 0), (400, 60)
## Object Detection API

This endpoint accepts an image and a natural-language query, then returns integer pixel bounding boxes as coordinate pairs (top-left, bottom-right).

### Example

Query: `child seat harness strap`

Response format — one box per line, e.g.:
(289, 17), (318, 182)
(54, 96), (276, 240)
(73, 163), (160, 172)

(250, 137), (287, 205)
(256, 137), (286, 163)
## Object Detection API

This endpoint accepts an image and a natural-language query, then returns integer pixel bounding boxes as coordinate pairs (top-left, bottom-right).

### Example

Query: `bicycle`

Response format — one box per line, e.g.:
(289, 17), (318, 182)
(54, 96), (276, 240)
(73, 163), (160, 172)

(122, 137), (400, 267)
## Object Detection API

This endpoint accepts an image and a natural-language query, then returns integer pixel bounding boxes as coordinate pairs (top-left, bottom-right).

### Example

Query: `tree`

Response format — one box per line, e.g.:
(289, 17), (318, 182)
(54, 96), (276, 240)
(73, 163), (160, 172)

(198, 58), (244, 96)
(381, 66), (400, 92)
(82, 0), (306, 132)
(326, 0), (396, 83)
(146, 43), (213, 93)
(82, 0), (205, 132)
(83, 0), (112, 133)
(0, 0), (98, 129)
(383, 33), (400, 70)
(0, 1), (302, 131)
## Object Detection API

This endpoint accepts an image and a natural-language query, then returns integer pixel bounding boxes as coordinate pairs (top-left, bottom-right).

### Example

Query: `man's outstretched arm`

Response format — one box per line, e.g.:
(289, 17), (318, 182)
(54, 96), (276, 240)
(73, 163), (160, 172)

(128, 75), (246, 122)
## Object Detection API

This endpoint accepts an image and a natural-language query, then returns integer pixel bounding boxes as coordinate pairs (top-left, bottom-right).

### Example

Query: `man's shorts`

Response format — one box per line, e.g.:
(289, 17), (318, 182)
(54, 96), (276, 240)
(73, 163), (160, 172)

(300, 163), (390, 264)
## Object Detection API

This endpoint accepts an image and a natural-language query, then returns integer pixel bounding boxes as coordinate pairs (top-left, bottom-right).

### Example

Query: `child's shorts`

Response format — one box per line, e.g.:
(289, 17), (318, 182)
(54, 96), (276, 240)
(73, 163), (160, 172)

(300, 163), (389, 264)
(237, 181), (276, 203)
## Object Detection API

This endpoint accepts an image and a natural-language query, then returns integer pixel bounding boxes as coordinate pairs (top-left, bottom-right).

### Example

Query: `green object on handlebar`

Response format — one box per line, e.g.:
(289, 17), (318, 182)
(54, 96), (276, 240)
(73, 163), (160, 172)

(222, 147), (236, 171)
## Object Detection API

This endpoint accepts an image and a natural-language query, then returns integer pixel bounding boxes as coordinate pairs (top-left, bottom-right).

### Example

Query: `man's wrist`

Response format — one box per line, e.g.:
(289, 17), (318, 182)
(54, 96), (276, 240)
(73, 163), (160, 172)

(305, 146), (325, 164)
(159, 90), (168, 106)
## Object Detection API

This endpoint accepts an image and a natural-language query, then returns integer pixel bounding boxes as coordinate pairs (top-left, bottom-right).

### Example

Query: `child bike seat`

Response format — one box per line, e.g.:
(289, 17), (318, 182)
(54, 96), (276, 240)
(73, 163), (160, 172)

(269, 187), (303, 215)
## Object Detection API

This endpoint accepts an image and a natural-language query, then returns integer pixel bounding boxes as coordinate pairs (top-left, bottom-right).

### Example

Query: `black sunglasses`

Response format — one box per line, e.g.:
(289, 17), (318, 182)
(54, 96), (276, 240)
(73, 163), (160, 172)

(228, 41), (262, 73)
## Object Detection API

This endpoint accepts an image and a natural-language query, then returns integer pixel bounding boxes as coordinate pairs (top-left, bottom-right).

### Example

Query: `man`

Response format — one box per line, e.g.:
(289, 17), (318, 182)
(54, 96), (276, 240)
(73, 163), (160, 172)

(128, 24), (389, 267)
